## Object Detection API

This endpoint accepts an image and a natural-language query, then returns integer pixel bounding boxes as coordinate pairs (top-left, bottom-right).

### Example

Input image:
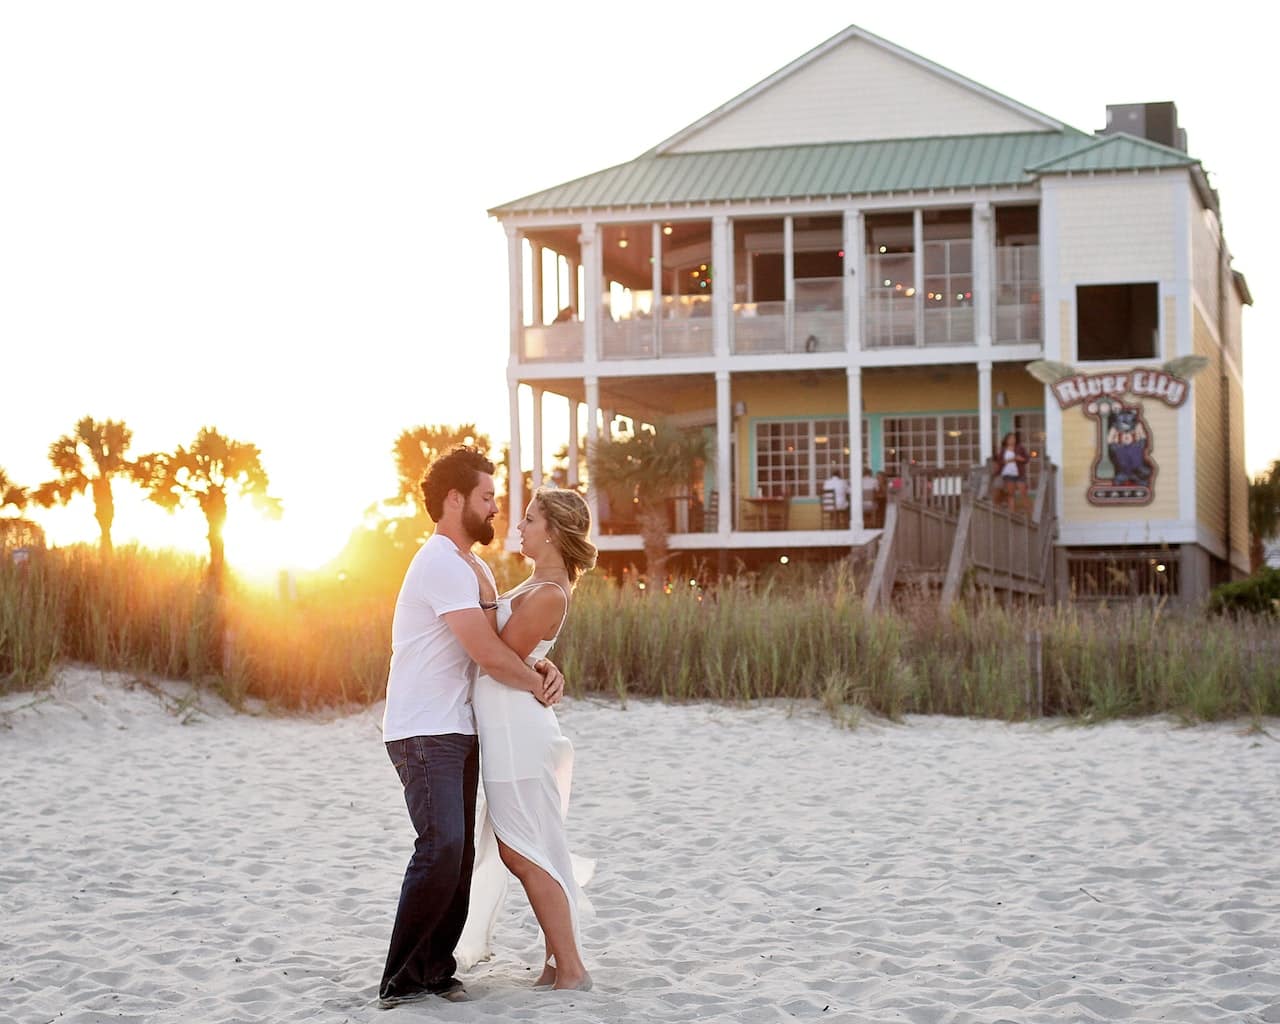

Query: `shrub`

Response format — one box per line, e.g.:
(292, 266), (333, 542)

(1207, 568), (1280, 617)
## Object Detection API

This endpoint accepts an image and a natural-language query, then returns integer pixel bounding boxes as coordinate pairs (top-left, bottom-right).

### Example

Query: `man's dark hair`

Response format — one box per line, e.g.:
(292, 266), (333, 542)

(421, 446), (496, 522)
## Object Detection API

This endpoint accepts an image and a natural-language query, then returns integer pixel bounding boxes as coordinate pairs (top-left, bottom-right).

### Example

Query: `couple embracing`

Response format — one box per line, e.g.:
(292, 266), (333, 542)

(377, 446), (596, 1008)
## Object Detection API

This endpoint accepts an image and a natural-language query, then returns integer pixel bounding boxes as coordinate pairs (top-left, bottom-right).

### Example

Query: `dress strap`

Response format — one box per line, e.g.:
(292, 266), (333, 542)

(508, 580), (570, 638)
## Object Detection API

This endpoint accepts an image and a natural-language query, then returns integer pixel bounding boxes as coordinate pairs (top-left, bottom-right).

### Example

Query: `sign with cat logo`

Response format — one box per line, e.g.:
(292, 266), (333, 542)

(1026, 358), (1207, 508)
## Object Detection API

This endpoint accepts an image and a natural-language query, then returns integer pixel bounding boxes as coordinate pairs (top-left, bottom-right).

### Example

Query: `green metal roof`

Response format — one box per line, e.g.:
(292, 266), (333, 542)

(1027, 132), (1197, 174)
(489, 129), (1207, 217)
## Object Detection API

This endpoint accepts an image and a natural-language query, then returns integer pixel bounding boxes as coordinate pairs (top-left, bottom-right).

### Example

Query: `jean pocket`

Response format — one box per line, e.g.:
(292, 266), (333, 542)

(386, 741), (410, 785)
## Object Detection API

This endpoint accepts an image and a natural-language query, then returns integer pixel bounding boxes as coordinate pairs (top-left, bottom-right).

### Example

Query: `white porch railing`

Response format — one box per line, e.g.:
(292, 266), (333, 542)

(732, 278), (845, 354)
(521, 321), (583, 362)
(994, 244), (1041, 344)
(520, 246), (1043, 360)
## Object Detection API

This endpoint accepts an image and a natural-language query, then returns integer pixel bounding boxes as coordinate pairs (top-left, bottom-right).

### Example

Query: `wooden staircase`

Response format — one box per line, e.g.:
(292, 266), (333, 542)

(864, 462), (1059, 611)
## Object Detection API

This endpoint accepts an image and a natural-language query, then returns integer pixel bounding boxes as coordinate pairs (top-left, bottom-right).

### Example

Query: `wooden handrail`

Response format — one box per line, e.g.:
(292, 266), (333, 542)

(863, 497), (900, 612)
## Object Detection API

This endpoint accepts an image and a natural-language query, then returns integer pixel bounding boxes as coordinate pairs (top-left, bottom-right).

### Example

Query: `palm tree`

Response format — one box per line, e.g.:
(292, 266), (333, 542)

(1248, 458), (1280, 571)
(0, 466), (28, 516)
(140, 427), (281, 582)
(34, 417), (138, 554)
(0, 466), (42, 549)
(588, 420), (709, 579)
(392, 423), (492, 508)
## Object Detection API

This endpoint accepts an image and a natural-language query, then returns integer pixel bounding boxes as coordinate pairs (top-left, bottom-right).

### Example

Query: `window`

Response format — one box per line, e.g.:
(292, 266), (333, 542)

(882, 416), (936, 474)
(755, 418), (863, 497)
(941, 415), (981, 468)
(755, 421), (810, 496)
(883, 414), (980, 474)
(1077, 283), (1158, 361)
(813, 419), (851, 485)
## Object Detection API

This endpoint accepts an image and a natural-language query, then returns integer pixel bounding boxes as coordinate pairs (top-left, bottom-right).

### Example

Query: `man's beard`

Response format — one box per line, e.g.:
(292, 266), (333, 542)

(462, 505), (495, 546)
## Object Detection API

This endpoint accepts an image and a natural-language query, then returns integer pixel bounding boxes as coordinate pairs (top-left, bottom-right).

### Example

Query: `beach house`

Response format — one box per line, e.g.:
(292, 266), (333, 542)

(489, 24), (1251, 603)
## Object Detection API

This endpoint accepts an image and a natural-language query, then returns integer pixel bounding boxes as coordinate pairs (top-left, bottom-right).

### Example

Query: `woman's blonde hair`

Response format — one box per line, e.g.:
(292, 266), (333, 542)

(534, 487), (597, 584)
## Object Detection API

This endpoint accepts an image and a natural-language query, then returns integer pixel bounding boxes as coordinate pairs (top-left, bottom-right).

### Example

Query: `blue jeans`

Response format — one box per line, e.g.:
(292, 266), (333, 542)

(379, 733), (479, 1000)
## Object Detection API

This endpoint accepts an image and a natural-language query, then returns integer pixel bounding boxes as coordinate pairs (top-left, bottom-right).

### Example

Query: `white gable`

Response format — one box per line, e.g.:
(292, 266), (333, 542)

(663, 31), (1058, 154)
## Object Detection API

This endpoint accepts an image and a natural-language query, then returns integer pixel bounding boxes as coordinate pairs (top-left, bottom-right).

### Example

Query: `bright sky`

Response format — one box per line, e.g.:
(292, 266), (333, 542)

(2, 1), (1273, 574)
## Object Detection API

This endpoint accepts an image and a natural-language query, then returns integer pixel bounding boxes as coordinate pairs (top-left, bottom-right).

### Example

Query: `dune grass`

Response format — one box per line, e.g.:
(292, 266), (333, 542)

(3, 546), (1278, 725)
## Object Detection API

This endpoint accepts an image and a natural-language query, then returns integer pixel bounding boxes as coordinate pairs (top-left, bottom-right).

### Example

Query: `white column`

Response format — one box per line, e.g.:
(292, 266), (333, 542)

(579, 225), (599, 364)
(568, 256), (579, 315)
(652, 222), (663, 355)
(507, 378), (524, 549)
(507, 226), (523, 361)
(973, 202), (993, 348)
(913, 208), (924, 347)
(531, 386), (544, 489)
(585, 377), (600, 526)
(978, 360), (994, 463)
(567, 399), (580, 487)
(531, 244), (544, 326)
(842, 210), (861, 354)
(847, 368), (864, 530)
(974, 203), (996, 505)
(711, 214), (731, 357)
(716, 370), (732, 534)
(783, 215), (795, 351)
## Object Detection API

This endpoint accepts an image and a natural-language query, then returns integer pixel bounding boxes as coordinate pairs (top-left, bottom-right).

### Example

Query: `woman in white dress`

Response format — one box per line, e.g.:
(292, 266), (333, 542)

(456, 487), (596, 992)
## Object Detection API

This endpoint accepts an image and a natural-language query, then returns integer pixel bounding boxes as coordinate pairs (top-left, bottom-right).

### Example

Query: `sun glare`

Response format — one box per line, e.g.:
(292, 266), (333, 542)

(29, 485), (347, 582)
(221, 514), (342, 581)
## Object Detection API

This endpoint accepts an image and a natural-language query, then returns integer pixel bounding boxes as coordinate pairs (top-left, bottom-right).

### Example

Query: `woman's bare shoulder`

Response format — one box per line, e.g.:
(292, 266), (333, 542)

(507, 583), (570, 638)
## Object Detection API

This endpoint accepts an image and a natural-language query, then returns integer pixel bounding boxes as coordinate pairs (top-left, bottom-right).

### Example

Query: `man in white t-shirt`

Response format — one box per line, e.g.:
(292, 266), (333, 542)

(822, 470), (851, 527)
(378, 446), (564, 1009)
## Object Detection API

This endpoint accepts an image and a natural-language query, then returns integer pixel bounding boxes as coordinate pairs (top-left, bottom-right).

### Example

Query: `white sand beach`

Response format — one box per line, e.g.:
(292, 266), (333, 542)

(2, 667), (1277, 1024)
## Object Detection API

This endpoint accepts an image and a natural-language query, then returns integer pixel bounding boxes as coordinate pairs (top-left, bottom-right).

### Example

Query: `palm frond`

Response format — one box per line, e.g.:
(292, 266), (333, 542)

(1161, 355), (1211, 379)
(1025, 360), (1078, 384)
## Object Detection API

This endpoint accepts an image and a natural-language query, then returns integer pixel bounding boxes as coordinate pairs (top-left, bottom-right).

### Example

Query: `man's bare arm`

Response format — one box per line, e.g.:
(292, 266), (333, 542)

(443, 609), (555, 703)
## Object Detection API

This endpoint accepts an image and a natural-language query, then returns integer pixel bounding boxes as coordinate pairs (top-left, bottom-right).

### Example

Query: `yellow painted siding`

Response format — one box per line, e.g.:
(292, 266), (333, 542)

(1060, 400), (1179, 525)
(992, 365), (1044, 407)
(733, 376), (846, 417)
(1163, 295), (1177, 361)
(1230, 373), (1249, 567)
(1194, 309), (1226, 542)
(1055, 180), (1178, 286)
(1192, 199), (1221, 325)
(862, 368), (985, 413)
(733, 368), (1043, 421)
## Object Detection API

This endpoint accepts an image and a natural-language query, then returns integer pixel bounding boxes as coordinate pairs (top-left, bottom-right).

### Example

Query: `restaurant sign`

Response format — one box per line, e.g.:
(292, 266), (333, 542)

(1027, 359), (1206, 508)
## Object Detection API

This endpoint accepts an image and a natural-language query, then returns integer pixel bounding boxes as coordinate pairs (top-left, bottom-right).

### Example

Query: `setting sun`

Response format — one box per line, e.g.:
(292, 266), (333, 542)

(30, 482), (346, 581)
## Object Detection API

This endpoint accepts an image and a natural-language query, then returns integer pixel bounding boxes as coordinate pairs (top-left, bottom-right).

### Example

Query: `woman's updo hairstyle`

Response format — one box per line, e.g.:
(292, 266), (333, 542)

(533, 487), (597, 585)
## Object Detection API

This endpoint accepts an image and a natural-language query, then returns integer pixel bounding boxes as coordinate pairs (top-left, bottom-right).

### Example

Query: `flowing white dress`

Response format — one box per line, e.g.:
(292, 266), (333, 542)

(455, 582), (593, 970)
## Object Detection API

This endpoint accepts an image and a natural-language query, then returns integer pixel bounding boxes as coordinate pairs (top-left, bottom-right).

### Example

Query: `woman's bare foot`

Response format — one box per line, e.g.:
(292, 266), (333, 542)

(533, 962), (556, 988)
(552, 969), (592, 992)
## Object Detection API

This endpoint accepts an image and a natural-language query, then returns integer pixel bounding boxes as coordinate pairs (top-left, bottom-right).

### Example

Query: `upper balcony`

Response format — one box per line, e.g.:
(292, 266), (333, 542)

(514, 205), (1042, 364)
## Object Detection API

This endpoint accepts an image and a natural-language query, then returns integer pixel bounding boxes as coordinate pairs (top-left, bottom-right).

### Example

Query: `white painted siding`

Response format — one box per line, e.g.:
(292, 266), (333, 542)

(670, 37), (1048, 153)
(1053, 178), (1179, 285)
(1192, 199), (1221, 326)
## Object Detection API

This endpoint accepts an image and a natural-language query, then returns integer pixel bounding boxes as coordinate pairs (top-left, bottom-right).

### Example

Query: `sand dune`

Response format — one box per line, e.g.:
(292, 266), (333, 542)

(2, 667), (1277, 1024)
